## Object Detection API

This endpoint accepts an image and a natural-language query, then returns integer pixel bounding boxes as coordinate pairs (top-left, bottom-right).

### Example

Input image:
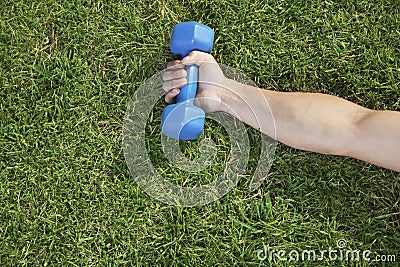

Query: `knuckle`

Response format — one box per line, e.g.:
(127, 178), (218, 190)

(162, 82), (169, 91)
(172, 79), (181, 88)
(178, 78), (187, 86)
(168, 60), (180, 68)
(172, 78), (185, 88)
(167, 61), (174, 68)
(178, 69), (187, 78)
(162, 72), (169, 81)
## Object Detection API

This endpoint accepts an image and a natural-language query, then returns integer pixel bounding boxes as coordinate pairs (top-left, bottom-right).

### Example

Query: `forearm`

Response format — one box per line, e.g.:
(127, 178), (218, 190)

(221, 78), (359, 153)
(221, 78), (400, 171)
(351, 111), (400, 171)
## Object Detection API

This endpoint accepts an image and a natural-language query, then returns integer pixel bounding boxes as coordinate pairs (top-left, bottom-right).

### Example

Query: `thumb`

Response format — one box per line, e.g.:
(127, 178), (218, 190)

(181, 51), (215, 67)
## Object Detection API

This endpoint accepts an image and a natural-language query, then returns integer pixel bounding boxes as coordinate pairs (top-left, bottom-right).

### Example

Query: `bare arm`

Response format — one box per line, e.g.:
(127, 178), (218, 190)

(163, 51), (400, 172)
(222, 78), (400, 171)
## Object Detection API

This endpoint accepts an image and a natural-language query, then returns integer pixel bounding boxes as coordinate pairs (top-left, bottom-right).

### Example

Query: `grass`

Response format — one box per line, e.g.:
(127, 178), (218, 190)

(1, 0), (399, 266)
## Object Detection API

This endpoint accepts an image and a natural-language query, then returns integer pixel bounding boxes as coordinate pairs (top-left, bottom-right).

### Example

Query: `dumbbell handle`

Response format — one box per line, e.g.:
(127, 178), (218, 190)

(176, 65), (198, 105)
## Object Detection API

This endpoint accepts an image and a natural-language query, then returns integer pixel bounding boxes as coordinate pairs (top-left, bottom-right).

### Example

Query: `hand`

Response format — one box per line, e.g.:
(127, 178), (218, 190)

(162, 51), (228, 113)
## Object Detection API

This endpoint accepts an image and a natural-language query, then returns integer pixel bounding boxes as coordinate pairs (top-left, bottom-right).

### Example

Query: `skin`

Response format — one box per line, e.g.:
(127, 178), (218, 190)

(162, 51), (400, 172)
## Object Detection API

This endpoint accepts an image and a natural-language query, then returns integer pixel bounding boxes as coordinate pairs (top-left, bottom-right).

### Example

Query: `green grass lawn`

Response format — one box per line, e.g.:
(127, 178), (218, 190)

(1, 0), (399, 266)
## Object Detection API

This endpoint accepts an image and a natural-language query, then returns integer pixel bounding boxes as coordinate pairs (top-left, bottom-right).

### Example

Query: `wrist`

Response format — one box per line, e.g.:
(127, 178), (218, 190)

(220, 78), (245, 114)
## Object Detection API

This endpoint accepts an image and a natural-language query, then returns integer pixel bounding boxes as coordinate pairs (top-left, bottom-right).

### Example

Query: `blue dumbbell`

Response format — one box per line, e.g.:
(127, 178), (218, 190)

(161, 21), (214, 140)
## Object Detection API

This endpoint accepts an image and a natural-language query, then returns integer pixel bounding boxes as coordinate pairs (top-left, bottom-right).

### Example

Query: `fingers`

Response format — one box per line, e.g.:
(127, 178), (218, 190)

(166, 60), (179, 68)
(166, 60), (183, 70)
(163, 60), (187, 104)
(164, 60), (186, 82)
(162, 77), (186, 92)
(165, 88), (180, 104)
(163, 68), (186, 81)
(163, 61), (187, 92)
(162, 51), (215, 104)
